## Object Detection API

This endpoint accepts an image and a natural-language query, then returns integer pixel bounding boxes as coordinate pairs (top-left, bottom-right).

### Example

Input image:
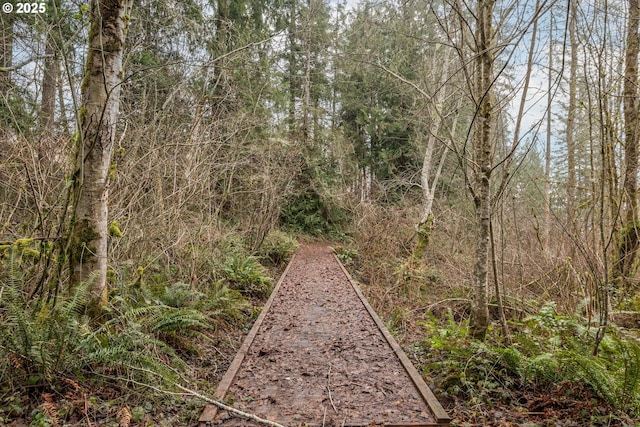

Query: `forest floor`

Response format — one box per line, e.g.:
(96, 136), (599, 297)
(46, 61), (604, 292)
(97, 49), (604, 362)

(3, 242), (636, 427)
(192, 242), (637, 427)
(201, 243), (443, 426)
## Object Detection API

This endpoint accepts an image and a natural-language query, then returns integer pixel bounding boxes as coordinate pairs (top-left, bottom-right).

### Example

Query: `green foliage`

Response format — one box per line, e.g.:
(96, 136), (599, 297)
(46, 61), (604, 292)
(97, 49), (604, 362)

(614, 335), (640, 407)
(0, 273), (183, 392)
(619, 293), (640, 311)
(0, 243), (250, 402)
(521, 352), (561, 385)
(280, 190), (349, 237)
(217, 233), (249, 258)
(0, 240), (50, 300)
(28, 408), (55, 427)
(0, 85), (36, 136)
(223, 255), (272, 298)
(203, 280), (250, 320)
(420, 313), (521, 402)
(333, 246), (358, 265)
(418, 305), (640, 416)
(257, 230), (298, 266)
(280, 192), (329, 235)
(0, 272), (92, 385)
(81, 305), (185, 384)
(160, 281), (205, 308)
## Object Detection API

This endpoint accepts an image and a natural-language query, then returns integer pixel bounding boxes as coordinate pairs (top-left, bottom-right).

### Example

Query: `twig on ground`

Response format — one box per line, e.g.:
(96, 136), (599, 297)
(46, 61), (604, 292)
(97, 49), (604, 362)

(83, 392), (92, 427)
(327, 385), (337, 413)
(175, 384), (287, 427)
(327, 364), (338, 413)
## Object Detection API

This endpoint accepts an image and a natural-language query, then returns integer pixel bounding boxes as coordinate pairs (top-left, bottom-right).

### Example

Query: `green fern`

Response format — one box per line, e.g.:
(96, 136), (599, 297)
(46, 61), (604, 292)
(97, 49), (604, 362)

(419, 303), (640, 417)
(522, 352), (561, 385)
(161, 282), (205, 308)
(257, 230), (298, 266)
(610, 334), (640, 411)
(205, 281), (250, 317)
(146, 306), (209, 334)
(0, 242), (252, 397)
(223, 255), (272, 297)
(0, 257), (188, 392)
(564, 350), (617, 404)
(0, 274), (94, 383)
(81, 320), (184, 384)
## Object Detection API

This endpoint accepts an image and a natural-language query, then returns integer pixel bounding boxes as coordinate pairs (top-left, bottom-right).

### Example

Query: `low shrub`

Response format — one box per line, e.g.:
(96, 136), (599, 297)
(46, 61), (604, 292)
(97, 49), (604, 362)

(222, 255), (272, 298)
(0, 242), (251, 424)
(257, 230), (298, 266)
(417, 305), (640, 420)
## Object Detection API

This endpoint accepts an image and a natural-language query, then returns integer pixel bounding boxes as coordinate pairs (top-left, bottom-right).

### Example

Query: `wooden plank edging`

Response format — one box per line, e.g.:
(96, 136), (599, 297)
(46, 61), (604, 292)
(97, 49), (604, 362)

(199, 254), (298, 424)
(333, 253), (451, 426)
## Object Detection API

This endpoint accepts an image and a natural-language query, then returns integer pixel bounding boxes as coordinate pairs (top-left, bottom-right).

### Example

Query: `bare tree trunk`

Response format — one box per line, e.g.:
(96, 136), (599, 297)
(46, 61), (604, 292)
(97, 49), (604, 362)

(70, 0), (132, 306)
(40, 37), (58, 135)
(0, 10), (12, 143)
(593, 5), (618, 353)
(470, 0), (495, 341)
(616, 0), (640, 289)
(57, 73), (70, 134)
(543, 14), (553, 246)
(0, 11), (12, 91)
(415, 50), (454, 258)
(287, 0), (298, 141)
(566, 0), (578, 240)
(302, 0), (311, 143)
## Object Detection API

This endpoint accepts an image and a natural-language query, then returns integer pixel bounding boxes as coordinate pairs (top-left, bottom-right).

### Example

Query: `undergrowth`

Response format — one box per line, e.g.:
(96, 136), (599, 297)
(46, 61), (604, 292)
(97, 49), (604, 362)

(222, 255), (272, 298)
(257, 229), (299, 267)
(0, 233), (279, 425)
(348, 204), (640, 425)
(416, 304), (640, 424)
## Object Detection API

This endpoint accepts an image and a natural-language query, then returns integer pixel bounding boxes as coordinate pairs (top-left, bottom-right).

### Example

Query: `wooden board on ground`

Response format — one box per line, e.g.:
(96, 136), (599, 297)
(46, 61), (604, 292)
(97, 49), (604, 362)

(199, 244), (450, 426)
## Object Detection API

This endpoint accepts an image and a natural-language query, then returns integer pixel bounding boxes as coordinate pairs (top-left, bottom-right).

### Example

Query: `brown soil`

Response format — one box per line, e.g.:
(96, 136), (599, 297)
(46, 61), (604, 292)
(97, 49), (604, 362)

(209, 244), (441, 426)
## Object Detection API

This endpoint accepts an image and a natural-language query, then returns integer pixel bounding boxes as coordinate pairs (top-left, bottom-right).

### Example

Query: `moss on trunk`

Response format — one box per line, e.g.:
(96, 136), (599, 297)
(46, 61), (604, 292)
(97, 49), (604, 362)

(414, 213), (434, 260)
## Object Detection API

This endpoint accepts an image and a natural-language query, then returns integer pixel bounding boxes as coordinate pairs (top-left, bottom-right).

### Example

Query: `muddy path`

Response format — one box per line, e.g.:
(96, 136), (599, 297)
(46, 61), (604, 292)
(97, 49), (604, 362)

(200, 244), (449, 426)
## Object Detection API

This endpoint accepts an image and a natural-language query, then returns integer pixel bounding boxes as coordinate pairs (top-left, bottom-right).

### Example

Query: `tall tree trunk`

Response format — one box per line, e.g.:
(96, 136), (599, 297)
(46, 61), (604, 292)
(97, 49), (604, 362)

(616, 0), (640, 289)
(470, 0), (495, 341)
(0, 10), (12, 90)
(414, 48), (453, 258)
(40, 38), (58, 135)
(566, 0), (578, 240)
(543, 14), (553, 247)
(70, 0), (132, 306)
(214, 0), (230, 104)
(287, 0), (298, 140)
(0, 9), (13, 139)
(593, 6), (618, 353)
(301, 0), (311, 143)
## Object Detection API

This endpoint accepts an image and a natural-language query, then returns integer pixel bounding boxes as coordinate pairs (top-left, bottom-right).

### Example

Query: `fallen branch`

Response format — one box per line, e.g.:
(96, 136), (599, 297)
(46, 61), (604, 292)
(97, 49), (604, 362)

(175, 384), (287, 427)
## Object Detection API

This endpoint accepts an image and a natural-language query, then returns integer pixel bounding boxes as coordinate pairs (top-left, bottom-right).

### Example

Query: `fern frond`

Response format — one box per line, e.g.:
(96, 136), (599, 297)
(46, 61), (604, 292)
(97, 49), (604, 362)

(147, 307), (209, 334)
(81, 326), (185, 386)
(610, 335), (640, 411)
(62, 277), (94, 318)
(564, 350), (617, 405)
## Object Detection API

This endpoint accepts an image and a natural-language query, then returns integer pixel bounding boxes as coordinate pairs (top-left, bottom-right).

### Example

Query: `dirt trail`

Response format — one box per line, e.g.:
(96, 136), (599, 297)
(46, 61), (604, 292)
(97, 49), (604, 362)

(201, 244), (448, 426)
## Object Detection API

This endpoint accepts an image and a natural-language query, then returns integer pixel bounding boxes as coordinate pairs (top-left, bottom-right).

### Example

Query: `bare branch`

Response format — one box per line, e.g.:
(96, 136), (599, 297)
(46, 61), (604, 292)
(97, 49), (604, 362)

(0, 55), (53, 72)
(175, 384), (288, 427)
